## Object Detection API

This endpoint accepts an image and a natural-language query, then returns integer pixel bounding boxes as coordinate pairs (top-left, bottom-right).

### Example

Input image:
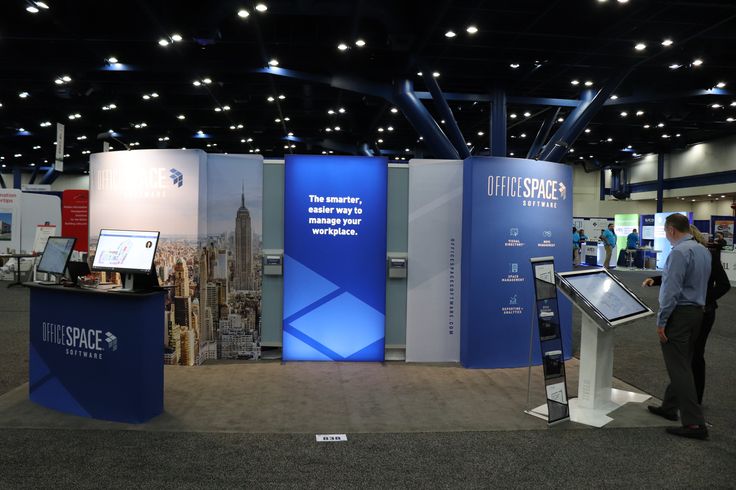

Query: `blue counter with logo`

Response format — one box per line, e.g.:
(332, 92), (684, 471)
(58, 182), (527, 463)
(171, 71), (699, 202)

(27, 284), (165, 423)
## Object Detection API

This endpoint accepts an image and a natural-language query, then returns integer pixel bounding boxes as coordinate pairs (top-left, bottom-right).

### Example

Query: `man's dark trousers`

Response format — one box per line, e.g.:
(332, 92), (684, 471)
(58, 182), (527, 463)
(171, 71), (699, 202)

(660, 305), (706, 426)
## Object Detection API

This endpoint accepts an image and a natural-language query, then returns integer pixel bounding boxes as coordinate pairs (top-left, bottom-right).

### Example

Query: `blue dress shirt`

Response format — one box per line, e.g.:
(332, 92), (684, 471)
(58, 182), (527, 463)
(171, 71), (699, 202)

(602, 229), (617, 247)
(626, 232), (639, 249)
(657, 235), (712, 326)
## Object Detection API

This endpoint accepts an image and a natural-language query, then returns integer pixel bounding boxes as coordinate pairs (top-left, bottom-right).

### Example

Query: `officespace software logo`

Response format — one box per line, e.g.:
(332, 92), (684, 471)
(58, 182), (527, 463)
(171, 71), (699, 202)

(169, 168), (184, 187)
(487, 174), (566, 208)
(41, 322), (119, 360)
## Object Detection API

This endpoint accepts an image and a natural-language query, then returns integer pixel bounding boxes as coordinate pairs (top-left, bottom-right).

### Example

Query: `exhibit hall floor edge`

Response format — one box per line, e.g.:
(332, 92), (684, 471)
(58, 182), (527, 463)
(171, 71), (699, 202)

(1, 271), (735, 488)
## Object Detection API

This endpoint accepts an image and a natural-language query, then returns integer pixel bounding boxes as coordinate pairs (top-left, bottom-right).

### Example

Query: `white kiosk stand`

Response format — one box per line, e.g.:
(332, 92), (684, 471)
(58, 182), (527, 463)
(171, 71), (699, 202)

(555, 268), (654, 427)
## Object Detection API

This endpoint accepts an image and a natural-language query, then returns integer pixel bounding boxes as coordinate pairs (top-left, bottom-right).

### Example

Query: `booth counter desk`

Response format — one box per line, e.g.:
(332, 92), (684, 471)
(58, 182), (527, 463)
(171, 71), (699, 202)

(27, 283), (165, 423)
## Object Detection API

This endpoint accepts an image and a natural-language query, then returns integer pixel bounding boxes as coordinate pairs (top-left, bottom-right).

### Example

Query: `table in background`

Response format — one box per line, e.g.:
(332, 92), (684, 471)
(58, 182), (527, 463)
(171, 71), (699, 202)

(0, 253), (36, 288)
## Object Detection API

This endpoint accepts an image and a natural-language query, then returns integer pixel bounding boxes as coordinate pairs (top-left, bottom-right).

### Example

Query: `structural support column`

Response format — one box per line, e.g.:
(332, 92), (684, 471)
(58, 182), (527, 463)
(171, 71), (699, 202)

(392, 79), (459, 159)
(422, 72), (470, 159)
(656, 153), (664, 212)
(13, 167), (22, 189)
(599, 169), (607, 201)
(527, 108), (561, 160)
(490, 89), (507, 157)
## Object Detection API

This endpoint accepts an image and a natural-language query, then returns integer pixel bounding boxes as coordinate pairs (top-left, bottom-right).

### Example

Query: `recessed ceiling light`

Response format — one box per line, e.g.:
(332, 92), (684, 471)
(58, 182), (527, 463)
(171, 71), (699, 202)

(355, 39), (366, 47)
(432, 72), (440, 78)
(712, 103), (722, 108)
(337, 43), (348, 51)
(657, 122), (665, 127)
(338, 107), (346, 113)
(584, 80), (593, 87)
(617, 0), (629, 3)
(558, 117), (564, 122)
(267, 96), (275, 102)
(466, 26), (478, 34)
(692, 58), (703, 66)
(268, 59), (279, 66)
(390, 107), (398, 114)
(571, 80), (580, 86)
(255, 3), (267, 12)
(510, 113), (517, 119)
(610, 94), (618, 100)
(327, 109), (335, 115)
(584, 128), (591, 133)
(107, 56), (119, 64)
(177, 115), (186, 120)
(477, 131), (484, 136)
(716, 82), (726, 88)
(158, 39), (170, 47)
(387, 126), (394, 131)
(634, 42), (646, 51)
(193, 80), (202, 86)
(171, 34), (183, 42)
(510, 63), (520, 69)
(524, 112), (531, 117)
(203, 78), (212, 84)
(278, 94), (285, 100)
(669, 64), (682, 70)
(727, 117), (735, 122)
(26, 6), (39, 13)
(661, 39), (673, 47)
(237, 9), (250, 18)
(620, 111), (628, 117)
(19, 92), (29, 98)
(636, 110), (644, 116)
(445, 30), (456, 38)
(643, 124), (650, 128)
(606, 137), (613, 142)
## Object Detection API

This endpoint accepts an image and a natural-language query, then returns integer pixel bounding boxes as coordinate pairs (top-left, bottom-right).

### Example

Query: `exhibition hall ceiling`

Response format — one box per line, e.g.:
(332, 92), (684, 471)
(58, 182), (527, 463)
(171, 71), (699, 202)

(1, 0), (736, 174)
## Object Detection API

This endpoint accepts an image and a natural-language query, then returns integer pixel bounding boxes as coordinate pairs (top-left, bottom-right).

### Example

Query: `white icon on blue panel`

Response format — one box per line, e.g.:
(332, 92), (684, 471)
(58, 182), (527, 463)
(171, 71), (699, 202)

(509, 228), (519, 237)
(543, 230), (552, 238)
(510, 263), (518, 273)
(509, 295), (518, 305)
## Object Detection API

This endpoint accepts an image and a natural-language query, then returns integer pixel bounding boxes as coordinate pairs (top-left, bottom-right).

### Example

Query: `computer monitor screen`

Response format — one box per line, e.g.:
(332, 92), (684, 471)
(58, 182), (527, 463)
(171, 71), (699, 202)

(37, 237), (76, 275)
(92, 229), (160, 274)
(558, 270), (650, 323)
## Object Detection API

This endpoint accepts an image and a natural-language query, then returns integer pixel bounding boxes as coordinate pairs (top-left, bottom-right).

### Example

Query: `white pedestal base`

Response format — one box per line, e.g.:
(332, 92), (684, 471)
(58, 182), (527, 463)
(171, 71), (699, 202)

(529, 388), (650, 427)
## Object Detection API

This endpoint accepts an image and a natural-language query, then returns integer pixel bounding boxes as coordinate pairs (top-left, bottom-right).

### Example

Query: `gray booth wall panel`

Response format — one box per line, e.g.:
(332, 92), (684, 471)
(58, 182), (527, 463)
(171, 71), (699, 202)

(261, 161), (284, 346)
(259, 161), (409, 350)
(386, 165), (409, 347)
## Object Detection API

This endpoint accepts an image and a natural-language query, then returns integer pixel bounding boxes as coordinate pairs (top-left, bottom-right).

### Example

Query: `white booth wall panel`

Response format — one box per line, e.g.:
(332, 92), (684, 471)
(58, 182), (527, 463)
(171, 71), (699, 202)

(692, 200), (734, 220)
(629, 153), (658, 183)
(52, 174), (90, 192)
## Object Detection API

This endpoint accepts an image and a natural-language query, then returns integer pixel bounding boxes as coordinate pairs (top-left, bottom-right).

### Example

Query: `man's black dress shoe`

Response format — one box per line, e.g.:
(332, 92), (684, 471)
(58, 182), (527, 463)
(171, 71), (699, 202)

(666, 425), (709, 440)
(648, 405), (678, 421)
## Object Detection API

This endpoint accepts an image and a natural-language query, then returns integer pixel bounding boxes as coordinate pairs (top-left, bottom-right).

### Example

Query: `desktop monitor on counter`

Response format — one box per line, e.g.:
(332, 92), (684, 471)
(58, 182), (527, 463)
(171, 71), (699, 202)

(92, 229), (160, 291)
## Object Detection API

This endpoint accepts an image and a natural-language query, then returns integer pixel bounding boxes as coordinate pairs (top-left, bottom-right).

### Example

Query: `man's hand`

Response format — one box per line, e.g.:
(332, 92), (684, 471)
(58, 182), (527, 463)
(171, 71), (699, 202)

(657, 326), (668, 343)
(642, 278), (655, 287)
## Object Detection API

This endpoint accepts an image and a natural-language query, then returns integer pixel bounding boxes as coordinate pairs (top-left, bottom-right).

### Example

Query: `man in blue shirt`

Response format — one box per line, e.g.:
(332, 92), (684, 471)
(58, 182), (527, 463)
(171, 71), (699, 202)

(626, 228), (639, 250)
(601, 224), (617, 269)
(572, 227), (580, 265)
(646, 213), (711, 439)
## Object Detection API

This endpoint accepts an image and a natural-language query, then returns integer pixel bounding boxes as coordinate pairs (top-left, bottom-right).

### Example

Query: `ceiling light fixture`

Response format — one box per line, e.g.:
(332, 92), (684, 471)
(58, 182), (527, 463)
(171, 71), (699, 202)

(634, 42), (646, 51)
(19, 92), (29, 98)
(445, 30), (456, 38)
(158, 39), (170, 47)
(355, 39), (366, 47)
(337, 43), (348, 51)
(268, 58), (279, 66)
(171, 34), (183, 42)
(510, 63), (520, 69)
(466, 26), (478, 34)
(177, 115), (186, 120)
(237, 9), (250, 18)
(432, 72), (440, 78)
(107, 56), (119, 64)
(255, 3), (267, 12)
(267, 96), (275, 102)
(584, 80), (593, 87)
(692, 58), (703, 66)
(716, 82), (726, 88)
(661, 39), (673, 47)
(669, 64), (682, 70)
(571, 80), (580, 86)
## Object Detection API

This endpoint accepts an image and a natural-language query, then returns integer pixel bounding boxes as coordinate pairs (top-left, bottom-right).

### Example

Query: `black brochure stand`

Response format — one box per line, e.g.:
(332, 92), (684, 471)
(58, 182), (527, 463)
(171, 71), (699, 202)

(525, 256), (570, 425)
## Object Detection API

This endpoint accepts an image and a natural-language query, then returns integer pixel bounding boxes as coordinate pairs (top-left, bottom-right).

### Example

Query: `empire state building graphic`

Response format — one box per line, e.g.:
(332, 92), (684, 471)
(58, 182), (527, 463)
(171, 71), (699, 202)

(235, 182), (252, 291)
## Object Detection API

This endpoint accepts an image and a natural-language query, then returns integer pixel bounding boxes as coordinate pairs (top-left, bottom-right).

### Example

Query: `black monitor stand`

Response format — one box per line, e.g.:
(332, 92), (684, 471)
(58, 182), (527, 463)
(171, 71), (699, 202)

(120, 266), (160, 292)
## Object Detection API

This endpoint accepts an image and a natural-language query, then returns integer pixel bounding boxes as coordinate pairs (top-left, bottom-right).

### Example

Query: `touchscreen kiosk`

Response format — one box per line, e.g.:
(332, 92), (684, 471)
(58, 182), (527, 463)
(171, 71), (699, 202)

(36, 237), (76, 284)
(555, 268), (652, 330)
(92, 229), (160, 291)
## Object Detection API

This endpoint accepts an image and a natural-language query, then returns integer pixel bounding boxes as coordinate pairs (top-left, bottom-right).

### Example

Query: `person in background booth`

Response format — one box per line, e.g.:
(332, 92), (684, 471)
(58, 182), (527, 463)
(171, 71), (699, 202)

(643, 214), (711, 440)
(602, 224), (617, 269)
(627, 229), (639, 250)
(715, 231), (727, 250)
(572, 227), (580, 265)
(643, 225), (730, 408)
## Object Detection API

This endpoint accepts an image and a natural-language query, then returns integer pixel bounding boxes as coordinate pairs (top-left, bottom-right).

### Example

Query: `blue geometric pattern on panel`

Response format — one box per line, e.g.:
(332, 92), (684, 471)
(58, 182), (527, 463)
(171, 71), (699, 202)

(282, 255), (340, 319)
(289, 291), (386, 359)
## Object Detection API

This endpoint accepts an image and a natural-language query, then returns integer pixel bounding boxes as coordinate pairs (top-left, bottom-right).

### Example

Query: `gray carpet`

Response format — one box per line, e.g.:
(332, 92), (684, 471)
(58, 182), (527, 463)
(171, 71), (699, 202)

(1, 274), (735, 488)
